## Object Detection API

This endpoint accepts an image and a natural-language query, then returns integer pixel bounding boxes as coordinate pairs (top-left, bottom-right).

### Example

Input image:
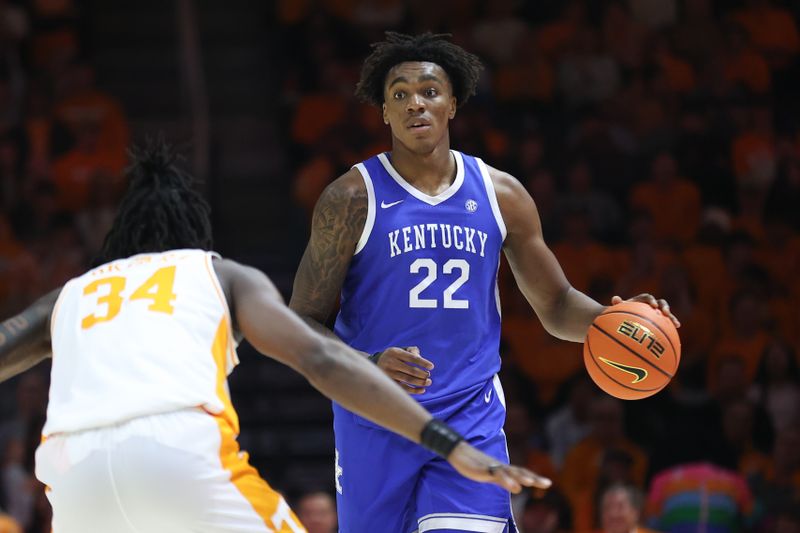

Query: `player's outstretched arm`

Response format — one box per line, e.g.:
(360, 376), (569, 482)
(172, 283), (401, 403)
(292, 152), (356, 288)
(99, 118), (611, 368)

(0, 288), (60, 382)
(215, 258), (550, 493)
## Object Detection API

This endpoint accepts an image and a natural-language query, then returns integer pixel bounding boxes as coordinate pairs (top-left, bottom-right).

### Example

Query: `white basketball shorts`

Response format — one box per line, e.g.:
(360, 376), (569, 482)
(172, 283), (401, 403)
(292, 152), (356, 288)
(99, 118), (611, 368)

(35, 408), (306, 533)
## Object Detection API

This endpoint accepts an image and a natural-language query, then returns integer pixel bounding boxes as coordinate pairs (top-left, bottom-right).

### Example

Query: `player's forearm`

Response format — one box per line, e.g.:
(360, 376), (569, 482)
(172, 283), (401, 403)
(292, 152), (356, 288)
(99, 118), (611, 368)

(0, 291), (58, 382)
(303, 338), (432, 444)
(541, 287), (606, 343)
(294, 314), (371, 357)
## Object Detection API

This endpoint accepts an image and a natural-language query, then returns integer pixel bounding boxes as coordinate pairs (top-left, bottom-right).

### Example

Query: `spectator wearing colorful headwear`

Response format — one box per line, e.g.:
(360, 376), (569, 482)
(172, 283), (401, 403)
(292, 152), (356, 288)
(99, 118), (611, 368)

(645, 463), (755, 533)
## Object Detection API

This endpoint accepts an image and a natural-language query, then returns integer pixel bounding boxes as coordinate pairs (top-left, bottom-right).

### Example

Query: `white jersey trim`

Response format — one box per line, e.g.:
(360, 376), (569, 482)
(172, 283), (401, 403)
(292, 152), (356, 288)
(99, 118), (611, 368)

(492, 374), (507, 409)
(377, 150), (465, 206)
(203, 252), (238, 371)
(476, 158), (507, 241)
(418, 512), (507, 532)
(353, 163), (375, 255)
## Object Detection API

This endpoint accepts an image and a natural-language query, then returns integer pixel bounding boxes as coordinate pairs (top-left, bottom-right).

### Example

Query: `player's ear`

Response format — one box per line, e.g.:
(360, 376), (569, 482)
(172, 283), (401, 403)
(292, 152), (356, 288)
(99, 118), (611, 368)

(382, 103), (389, 125)
(448, 97), (456, 120)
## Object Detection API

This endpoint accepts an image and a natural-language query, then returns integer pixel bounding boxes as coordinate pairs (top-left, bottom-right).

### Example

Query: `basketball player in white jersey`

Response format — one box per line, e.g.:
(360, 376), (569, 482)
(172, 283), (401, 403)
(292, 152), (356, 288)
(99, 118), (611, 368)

(0, 141), (549, 533)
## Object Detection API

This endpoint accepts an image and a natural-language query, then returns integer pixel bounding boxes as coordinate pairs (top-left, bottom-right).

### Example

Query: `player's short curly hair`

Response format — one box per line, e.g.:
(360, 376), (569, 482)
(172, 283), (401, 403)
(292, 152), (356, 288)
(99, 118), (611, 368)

(355, 32), (484, 108)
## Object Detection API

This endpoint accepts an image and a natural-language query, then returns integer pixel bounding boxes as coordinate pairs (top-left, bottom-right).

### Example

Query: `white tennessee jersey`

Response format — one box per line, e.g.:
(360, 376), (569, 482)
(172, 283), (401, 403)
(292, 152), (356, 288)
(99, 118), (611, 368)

(44, 249), (239, 436)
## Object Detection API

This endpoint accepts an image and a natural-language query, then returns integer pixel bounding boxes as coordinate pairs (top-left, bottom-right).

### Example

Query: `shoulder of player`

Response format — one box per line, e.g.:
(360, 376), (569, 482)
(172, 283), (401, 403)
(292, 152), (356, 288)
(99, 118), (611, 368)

(318, 168), (368, 210)
(211, 258), (281, 309)
(311, 168), (368, 244)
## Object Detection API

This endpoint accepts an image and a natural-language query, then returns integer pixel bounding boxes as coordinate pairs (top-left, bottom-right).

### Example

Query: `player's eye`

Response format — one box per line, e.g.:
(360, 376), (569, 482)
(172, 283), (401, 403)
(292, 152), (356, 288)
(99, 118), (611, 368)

(393, 91), (405, 100)
(425, 88), (438, 97)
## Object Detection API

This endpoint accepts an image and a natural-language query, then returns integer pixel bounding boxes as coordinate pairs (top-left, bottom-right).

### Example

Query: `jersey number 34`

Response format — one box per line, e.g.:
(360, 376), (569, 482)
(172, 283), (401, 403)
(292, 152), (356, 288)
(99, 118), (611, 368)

(81, 266), (177, 329)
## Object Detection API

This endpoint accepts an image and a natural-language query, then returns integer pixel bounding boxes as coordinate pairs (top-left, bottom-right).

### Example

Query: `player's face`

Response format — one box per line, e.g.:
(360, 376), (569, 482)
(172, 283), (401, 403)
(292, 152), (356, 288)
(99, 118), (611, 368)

(382, 62), (457, 154)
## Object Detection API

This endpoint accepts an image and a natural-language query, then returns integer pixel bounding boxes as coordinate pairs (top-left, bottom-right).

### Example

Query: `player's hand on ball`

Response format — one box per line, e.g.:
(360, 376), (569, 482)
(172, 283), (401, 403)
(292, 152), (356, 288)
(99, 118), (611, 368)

(447, 442), (551, 494)
(612, 294), (681, 328)
(374, 346), (434, 394)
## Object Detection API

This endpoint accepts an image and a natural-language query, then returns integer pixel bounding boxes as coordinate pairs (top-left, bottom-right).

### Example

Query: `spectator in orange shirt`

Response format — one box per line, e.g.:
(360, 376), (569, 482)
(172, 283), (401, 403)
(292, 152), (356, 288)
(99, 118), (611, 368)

(723, 22), (771, 94)
(493, 31), (555, 104)
(731, 104), (777, 192)
(719, 398), (772, 479)
(734, 0), (800, 67)
(546, 376), (594, 469)
(560, 396), (648, 513)
(505, 402), (557, 485)
(55, 63), (129, 158)
(50, 121), (126, 212)
(596, 484), (657, 533)
(659, 265), (716, 398)
(710, 290), (771, 386)
(536, 0), (586, 62)
(681, 209), (731, 315)
(614, 210), (679, 299)
(505, 401), (559, 528)
(754, 219), (800, 294)
(651, 34), (696, 95)
(552, 207), (616, 294)
(629, 151), (702, 246)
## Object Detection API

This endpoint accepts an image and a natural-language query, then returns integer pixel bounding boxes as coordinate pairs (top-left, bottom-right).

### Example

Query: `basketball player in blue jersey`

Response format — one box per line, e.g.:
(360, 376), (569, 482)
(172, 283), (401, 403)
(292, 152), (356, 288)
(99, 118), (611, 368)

(289, 33), (680, 533)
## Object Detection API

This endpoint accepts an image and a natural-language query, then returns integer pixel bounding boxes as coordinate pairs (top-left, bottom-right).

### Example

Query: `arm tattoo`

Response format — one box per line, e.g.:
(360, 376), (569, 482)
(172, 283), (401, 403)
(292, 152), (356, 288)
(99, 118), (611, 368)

(290, 175), (367, 340)
(0, 289), (59, 382)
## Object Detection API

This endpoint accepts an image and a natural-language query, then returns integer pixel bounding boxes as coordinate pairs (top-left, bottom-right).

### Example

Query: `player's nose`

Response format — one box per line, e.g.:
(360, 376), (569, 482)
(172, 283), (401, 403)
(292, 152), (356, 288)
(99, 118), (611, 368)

(406, 93), (425, 113)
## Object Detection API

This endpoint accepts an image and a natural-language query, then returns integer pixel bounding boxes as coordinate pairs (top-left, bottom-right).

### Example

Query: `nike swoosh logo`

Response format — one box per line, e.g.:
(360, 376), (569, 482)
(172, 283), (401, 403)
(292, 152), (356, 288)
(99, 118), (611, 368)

(381, 200), (404, 209)
(484, 391), (492, 403)
(598, 357), (648, 384)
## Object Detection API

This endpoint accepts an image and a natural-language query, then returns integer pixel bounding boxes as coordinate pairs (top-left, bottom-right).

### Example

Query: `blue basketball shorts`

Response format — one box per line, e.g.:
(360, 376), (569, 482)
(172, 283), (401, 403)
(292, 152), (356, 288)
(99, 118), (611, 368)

(333, 375), (516, 533)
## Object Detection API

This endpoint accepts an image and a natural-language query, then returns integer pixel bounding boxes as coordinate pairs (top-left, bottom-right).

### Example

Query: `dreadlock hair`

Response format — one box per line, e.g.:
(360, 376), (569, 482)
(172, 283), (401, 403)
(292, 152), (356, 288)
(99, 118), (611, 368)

(95, 138), (212, 265)
(355, 32), (484, 108)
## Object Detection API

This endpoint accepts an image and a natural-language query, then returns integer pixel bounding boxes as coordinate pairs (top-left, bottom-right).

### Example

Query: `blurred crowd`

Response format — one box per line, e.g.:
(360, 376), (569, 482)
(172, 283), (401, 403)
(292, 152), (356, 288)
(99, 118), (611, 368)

(0, 0), (799, 532)
(0, 0), (129, 531)
(0, 0), (129, 319)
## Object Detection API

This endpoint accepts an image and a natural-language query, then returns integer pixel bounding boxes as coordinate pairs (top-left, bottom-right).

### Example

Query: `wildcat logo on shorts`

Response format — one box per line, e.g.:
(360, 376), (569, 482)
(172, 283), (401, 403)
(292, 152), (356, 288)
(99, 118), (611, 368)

(617, 320), (665, 358)
(465, 199), (478, 213)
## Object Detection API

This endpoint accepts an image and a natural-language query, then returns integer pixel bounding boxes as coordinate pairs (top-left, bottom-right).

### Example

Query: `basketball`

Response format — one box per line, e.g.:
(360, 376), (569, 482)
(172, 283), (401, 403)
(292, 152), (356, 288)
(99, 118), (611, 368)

(584, 301), (681, 400)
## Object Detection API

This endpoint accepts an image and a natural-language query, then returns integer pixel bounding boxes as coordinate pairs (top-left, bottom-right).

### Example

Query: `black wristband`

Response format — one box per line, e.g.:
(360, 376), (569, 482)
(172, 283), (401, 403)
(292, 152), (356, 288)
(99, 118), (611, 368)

(420, 419), (464, 458)
(369, 351), (383, 364)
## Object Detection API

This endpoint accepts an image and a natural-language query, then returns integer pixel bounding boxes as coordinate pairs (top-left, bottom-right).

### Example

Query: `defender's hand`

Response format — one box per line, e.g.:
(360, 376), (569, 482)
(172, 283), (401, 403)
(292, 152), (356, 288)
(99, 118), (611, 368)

(447, 442), (552, 494)
(612, 294), (681, 328)
(374, 346), (434, 394)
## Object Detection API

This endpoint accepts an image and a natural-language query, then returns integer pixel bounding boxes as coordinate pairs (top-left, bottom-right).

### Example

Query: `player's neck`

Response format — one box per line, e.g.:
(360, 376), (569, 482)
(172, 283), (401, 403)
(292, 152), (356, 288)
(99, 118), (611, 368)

(388, 141), (456, 197)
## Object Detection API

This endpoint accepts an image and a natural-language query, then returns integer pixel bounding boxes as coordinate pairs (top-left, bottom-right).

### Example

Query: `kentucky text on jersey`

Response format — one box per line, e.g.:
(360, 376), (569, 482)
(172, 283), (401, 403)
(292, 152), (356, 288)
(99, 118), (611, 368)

(388, 224), (489, 258)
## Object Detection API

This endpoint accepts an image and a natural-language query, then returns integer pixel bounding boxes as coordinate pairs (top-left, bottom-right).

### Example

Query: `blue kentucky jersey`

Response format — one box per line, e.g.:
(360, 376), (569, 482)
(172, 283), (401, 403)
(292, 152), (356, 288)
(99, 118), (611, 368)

(334, 150), (506, 408)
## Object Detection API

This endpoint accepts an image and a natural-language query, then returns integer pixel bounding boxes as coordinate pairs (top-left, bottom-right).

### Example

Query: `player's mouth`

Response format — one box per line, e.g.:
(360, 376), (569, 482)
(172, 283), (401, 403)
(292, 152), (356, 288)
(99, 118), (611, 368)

(407, 119), (432, 132)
